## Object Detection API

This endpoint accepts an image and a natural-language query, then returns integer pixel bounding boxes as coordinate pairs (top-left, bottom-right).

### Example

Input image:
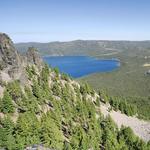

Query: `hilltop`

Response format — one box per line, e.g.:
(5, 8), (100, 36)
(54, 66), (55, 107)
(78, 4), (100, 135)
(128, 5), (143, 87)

(0, 33), (150, 149)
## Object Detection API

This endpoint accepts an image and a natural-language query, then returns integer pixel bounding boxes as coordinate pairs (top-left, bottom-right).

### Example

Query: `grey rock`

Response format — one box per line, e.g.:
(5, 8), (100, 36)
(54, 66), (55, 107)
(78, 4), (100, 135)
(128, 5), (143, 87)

(0, 33), (21, 70)
(0, 33), (43, 84)
(26, 47), (43, 67)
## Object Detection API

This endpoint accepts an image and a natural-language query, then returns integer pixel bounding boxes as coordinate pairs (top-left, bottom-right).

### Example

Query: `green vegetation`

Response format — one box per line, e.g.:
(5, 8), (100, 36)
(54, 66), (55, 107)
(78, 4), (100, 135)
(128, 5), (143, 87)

(15, 40), (150, 56)
(0, 91), (15, 113)
(80, 58), (150, 120)
(16, 40), (150, 120)
(79, 48), (150, 120)
(99, 91), (137, 116)
(0, 65), (149, 150)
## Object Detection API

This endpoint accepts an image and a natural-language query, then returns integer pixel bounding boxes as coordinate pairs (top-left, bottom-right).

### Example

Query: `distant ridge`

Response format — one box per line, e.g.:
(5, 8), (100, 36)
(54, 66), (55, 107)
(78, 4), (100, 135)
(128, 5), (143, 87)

(15, 40), (150, 56)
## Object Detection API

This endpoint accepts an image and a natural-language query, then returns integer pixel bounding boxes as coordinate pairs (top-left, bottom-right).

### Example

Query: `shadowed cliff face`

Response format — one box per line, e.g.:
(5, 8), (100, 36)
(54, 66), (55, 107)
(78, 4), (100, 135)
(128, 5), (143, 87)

(0, 33), (43, 83)
(0, 33), (21, 70)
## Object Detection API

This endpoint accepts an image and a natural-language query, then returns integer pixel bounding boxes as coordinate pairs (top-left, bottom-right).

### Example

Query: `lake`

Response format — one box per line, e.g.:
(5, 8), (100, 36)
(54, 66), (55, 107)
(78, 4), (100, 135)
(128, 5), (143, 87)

(43, 56), (120, 78)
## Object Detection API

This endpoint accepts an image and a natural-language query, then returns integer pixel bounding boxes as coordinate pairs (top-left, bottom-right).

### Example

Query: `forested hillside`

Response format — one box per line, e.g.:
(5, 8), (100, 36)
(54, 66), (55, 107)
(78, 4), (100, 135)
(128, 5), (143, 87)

(1, 64), (150, 150)
(0, 33), (150, 150)
(15, 40), (150, 121)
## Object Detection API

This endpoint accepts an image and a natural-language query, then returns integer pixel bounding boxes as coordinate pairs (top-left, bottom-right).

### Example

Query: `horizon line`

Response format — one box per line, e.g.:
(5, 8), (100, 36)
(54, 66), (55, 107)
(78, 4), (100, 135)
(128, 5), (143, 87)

(14, 39), (150, 44)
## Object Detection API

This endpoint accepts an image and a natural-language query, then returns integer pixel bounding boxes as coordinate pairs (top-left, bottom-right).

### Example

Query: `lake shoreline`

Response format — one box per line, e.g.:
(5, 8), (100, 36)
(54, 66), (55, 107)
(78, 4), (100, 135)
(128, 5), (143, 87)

(43, 56), (120, 78)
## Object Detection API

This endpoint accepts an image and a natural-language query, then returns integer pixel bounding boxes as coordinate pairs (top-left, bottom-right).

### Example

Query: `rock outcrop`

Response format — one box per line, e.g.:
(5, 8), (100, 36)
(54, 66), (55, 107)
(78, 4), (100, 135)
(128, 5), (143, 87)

(0, 33), (43, 84)
(26, 46), (43, 67)
(0, 33), (21, 70)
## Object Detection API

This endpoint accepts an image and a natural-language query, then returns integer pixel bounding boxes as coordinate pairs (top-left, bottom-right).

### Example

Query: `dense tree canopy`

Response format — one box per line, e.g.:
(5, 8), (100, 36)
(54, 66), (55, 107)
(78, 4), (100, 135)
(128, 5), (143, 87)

(0, 65), (149, 150)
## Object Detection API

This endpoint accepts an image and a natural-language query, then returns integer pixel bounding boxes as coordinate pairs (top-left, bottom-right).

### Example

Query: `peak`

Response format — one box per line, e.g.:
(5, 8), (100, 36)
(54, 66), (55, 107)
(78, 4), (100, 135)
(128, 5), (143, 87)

(0, 32), (9, 38)
(0, 33), (44, 83)
(0, 33), (20, 70)
(26, 47), (43, 66)
(0, 33), (13, 45)
(27, 46), (38, 52)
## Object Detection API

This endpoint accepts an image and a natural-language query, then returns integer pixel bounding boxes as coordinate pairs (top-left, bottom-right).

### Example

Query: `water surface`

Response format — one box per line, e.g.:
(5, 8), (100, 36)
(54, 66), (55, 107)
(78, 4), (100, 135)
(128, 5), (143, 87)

(43, 56), (120, 78)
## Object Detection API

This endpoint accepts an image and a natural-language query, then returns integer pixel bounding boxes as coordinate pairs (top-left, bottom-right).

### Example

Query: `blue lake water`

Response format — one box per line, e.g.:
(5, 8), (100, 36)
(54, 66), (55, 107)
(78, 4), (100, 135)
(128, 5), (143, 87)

(43, 56), (120, 78)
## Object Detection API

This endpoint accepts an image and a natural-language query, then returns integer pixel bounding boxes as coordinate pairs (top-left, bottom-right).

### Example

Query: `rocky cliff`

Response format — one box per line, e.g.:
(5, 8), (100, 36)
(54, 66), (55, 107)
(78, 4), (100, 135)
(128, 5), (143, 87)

(0, 33), (43, 84)
(26, 47), (43, 66)
(0, 33), (20, 69)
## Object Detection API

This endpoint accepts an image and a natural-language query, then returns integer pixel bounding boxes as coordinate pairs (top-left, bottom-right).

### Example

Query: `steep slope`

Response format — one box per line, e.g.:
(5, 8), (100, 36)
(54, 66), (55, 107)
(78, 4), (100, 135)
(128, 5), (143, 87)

(101, 104), (150, 142)
(0, 33), (150, 150)
(0, 33), (21, 69)
(0, 34), (43, 83)
(0, 33), (22, 81)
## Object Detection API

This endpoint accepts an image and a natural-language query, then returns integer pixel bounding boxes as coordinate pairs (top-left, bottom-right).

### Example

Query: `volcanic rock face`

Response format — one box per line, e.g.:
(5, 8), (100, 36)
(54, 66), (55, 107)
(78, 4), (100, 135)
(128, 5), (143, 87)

(0, 33), (21, 70)
(26, 47), (43, 66)
(0, 33), (43, 83)
(0, 33), (23, 83)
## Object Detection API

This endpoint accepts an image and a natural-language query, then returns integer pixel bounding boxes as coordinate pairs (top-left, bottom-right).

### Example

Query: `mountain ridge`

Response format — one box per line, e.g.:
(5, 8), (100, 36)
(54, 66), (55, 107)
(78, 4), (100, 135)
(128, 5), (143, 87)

(15, 40), (150, 57)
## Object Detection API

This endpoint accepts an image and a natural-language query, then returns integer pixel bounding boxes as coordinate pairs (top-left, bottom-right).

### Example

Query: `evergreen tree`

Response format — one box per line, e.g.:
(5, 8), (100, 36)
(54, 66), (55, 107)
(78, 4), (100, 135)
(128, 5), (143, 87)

(1, 91), (15, 113)
(40, 112), (64, 149)
(0, 116), (16, 150)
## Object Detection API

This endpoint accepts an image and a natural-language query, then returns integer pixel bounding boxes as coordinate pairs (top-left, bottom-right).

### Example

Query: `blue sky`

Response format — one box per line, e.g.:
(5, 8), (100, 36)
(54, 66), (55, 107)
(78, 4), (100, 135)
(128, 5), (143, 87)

(0, 0), (150, 42)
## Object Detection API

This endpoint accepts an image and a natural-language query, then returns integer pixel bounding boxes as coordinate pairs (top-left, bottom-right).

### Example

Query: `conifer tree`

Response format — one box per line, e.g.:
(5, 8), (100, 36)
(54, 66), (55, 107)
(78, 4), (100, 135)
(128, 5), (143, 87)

(1, 91), (15, 113)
